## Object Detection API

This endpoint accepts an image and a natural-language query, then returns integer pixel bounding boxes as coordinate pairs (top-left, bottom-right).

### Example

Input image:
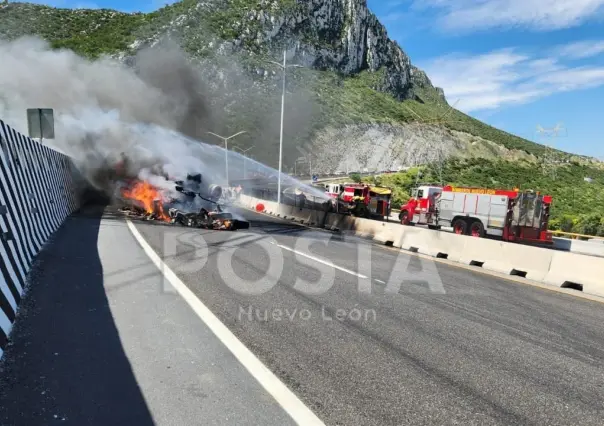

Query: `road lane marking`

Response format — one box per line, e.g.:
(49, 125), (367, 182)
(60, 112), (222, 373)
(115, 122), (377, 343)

(242, 205), (604, 305)
(374, 279), (386, 284)
(126, 220), (325, 426)
(270, 241), (368, 279)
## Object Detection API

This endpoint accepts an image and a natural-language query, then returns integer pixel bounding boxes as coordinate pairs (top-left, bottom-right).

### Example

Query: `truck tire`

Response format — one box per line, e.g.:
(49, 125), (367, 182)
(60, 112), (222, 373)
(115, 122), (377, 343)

(399, 210), (410, 225)
(452, 218), (468, 235)
(469, 220), (485, 238)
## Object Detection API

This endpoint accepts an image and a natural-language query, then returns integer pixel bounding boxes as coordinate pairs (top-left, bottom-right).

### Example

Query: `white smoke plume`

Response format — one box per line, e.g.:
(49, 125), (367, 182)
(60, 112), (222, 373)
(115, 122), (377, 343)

(0, 35), (329, 205)
(0, 36), (226, 193)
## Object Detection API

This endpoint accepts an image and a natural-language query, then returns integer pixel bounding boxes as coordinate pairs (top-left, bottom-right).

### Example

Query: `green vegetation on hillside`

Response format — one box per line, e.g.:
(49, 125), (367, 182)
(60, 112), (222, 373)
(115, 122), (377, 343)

(2, 1), (601, 230)
(369, 158), (604, 235)
(312, 69), (550, 157)
(0, 3), (149, 57)
(0, 1), (556, 158)
(206, 0), (301, 48)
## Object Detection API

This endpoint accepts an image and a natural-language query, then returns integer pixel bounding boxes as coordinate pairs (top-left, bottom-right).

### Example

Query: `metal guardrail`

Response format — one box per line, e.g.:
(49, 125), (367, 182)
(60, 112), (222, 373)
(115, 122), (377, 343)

(550, 230), (604, 241)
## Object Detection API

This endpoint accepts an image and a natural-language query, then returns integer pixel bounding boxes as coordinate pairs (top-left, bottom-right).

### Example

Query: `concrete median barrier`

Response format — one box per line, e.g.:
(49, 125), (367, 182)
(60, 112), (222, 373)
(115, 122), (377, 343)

(457, 236), (554, 281)
(294, 208), (326, 226)
(324, 213), (354, 231)
(544, 251), (604, 297)
(240, 194), (604, 298)
(397, 226), (465, 262)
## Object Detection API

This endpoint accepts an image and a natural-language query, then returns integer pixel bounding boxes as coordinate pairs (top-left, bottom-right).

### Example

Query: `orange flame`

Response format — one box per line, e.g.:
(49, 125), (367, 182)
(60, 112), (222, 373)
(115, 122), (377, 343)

(121, 180), (170, 222)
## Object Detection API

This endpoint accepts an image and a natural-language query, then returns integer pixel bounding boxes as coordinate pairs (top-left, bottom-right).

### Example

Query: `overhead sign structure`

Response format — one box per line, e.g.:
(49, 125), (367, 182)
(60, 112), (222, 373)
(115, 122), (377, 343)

(26, 108), (55, 141)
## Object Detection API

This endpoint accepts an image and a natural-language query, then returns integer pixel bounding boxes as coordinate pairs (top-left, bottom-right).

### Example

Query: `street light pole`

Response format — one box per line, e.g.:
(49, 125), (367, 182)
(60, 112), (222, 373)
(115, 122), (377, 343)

(207, 131), (247, 186)
(294, 157), (304, 176)
(266, 50), (303, 205)
(278, 49), (286, 205)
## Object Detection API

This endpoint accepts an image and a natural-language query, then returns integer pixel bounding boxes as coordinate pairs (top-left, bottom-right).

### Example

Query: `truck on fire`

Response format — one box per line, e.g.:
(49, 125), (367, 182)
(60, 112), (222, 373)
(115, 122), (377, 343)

(398, 185), (553, 244)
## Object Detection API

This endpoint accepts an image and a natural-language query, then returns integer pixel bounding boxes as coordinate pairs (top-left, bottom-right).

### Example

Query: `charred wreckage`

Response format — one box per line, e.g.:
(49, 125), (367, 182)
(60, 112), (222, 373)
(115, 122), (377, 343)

(169, 173), (249, 231)
(118, 171), (249, 231)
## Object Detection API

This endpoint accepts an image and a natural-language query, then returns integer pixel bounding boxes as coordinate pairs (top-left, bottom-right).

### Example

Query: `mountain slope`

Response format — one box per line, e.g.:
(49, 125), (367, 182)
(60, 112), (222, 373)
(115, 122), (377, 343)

(3, 0), (604, 232)
(0, 0), (557, 162)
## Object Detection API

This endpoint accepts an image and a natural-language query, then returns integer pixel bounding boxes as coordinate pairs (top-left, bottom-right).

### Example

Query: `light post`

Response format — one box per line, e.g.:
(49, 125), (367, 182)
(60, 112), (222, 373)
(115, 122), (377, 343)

(294, 156), (312, 178)
(266, 50), (303, 205)
(207, 131), (247, 186)
(294, 157), (303, 176)
(233, 145), (255, 179)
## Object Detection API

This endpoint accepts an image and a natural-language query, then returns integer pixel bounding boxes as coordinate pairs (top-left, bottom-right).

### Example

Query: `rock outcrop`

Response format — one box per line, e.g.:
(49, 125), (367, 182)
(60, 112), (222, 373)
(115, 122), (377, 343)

(127, 0), (447, 103)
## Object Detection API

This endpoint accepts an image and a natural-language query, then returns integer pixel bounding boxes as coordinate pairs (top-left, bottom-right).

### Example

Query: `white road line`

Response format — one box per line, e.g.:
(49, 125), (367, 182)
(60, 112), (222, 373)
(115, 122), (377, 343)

(374, 279), (386, 284)
(270, 241), (368, 279)
(126, 220), (325, 426)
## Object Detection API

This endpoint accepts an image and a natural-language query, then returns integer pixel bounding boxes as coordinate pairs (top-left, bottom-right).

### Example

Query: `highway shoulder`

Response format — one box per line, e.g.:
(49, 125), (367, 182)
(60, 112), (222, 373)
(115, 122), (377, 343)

(0, 207), (297, 426)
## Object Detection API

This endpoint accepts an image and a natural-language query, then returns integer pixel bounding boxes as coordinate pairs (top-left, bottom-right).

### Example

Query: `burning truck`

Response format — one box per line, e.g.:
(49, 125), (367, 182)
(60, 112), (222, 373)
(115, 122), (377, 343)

(111, 154), (249, 230)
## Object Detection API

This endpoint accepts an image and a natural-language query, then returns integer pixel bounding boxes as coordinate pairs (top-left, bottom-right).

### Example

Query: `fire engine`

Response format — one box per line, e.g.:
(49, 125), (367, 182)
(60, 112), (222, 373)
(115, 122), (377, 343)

(399, 184), (553, 244)
(325, 183), (392, 219)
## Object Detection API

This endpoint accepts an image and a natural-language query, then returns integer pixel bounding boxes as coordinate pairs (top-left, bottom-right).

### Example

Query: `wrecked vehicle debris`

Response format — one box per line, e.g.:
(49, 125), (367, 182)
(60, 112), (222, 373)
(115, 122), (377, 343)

(168, 208), (249, 230)
(117, 172), (250, 230)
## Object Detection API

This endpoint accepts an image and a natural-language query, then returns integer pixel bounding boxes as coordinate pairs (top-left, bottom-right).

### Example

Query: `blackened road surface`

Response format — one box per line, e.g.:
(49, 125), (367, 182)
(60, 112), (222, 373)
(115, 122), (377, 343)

(1, 206), (604, 426)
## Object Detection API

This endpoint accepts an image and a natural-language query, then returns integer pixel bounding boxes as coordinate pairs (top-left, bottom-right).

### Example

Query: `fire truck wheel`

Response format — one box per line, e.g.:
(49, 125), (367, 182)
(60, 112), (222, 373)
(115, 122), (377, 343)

(469, 220), (485, 238)
(399, 210), (410, 225)
(452, 218), (468, 235)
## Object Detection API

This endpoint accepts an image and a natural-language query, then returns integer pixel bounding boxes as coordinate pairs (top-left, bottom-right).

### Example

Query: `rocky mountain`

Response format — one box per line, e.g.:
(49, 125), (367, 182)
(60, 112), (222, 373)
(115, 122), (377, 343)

(121, 0), (447, 104)
(0, 0), (597, 174)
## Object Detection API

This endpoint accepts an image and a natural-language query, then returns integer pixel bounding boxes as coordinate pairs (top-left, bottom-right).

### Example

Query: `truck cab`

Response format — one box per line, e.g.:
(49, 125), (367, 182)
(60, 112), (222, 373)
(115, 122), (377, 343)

(325, 183), (343, 199)
(399, 185), (442, 225)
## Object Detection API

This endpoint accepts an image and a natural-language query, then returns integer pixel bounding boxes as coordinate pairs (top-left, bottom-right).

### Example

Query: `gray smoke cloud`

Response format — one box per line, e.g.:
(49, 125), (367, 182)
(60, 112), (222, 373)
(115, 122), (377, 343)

(0, 36), (219, 192)
(0, 35), (328, 204)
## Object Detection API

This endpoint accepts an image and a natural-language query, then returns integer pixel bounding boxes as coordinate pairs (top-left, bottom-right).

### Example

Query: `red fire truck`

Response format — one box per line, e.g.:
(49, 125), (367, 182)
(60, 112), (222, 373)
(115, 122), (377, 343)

(399, 185), (553, 244)
(325, 183), (392, 219)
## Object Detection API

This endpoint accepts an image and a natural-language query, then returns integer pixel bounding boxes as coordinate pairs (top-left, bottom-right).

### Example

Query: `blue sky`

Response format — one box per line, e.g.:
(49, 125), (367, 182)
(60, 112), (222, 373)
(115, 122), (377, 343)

(29, 0), (604, 157)
(367, 0), (604, 158)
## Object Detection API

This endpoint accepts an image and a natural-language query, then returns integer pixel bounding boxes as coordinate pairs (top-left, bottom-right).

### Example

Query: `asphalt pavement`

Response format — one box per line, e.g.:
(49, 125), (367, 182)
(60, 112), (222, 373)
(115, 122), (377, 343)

(0, 206), (296, 426)
(1, 205), (604, 425)
(136, 207), (604, 426)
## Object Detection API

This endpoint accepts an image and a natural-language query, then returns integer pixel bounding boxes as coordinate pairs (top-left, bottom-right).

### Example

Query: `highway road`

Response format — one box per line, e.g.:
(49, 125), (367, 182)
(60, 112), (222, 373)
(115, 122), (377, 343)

(1, 205), (604, 425)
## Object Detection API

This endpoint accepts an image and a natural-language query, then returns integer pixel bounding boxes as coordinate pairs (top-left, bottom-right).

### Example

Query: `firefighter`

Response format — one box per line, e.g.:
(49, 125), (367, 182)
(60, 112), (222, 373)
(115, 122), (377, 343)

(350, 194), (366, 217)
(298, 191), (306, 209)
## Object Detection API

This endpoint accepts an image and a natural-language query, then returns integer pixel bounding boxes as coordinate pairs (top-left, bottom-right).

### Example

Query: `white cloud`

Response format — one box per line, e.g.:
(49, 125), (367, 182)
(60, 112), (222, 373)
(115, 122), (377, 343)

(420, 44), (604, 112)
(535, 67), (604, 89)
(554, 40), (604, 59)
(416, 0), (604, 32)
